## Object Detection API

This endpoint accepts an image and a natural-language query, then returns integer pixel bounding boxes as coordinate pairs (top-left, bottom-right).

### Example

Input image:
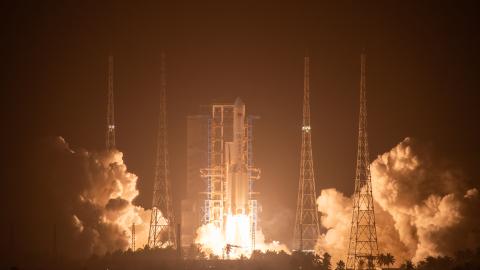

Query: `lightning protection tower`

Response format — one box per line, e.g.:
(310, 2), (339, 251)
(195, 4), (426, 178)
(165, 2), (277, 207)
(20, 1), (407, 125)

(346, 53), (379, 269)
(106, 55), (116, 150)
(148, 52), (177, 248)
(131, 223), (136, 251)
(293, 54), (320, 252)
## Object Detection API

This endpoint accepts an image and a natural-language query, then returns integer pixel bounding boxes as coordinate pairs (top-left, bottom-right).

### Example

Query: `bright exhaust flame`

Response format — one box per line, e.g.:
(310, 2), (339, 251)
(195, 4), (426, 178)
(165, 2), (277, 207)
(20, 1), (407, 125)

(225, 214), (251, 250)
(195, 213), (288, 259)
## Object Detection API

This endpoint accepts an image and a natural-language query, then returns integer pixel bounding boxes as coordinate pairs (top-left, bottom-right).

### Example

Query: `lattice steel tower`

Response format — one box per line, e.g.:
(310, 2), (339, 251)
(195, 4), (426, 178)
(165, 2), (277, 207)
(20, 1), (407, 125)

(131, 223), (136, 251)
(148, 52), (176, 248)
(346, 53), (379, 269)
(106, 55), (116, 150)
(293, 55), (320, 251)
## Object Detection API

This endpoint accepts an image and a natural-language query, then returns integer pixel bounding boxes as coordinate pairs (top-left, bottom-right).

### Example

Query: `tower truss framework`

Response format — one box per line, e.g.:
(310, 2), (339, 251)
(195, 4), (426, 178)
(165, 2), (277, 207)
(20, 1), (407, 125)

(346, 53), (379, 269)
(148, 52), (176, 248)
(293, 55), (320, 251)
(106, 55), (116, 150)
(131, 223), (136, 251)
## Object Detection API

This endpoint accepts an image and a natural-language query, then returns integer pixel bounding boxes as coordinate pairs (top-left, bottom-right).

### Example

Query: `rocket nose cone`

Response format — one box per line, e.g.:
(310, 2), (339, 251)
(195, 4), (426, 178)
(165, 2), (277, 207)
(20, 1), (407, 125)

(234, 97), (244, 107)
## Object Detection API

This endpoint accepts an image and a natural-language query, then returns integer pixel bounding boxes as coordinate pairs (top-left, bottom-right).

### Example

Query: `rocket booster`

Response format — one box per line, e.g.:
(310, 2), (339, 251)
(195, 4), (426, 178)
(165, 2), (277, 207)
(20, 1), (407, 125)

(226, 98), (249, 215)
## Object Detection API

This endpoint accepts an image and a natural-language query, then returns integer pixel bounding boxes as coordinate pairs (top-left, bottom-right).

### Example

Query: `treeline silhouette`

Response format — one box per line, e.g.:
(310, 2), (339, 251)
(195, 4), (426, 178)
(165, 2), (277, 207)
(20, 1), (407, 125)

(8, 245), (480, 270)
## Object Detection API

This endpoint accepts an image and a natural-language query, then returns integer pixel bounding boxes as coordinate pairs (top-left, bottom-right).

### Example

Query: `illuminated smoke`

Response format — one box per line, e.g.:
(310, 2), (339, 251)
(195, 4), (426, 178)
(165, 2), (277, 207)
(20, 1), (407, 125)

(315, 188), (352, 263)
(26, 137), (151, 259)
(315, 138), (480, 264)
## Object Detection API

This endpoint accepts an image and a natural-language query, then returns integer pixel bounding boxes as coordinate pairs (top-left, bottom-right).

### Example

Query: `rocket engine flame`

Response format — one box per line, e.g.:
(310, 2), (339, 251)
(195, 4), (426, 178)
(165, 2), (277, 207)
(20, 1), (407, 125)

(195, 213), (288, 259)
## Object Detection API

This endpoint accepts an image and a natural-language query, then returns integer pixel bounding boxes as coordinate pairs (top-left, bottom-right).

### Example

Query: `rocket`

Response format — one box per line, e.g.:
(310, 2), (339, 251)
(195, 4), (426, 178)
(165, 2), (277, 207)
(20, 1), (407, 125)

(225, 98), (249, 215)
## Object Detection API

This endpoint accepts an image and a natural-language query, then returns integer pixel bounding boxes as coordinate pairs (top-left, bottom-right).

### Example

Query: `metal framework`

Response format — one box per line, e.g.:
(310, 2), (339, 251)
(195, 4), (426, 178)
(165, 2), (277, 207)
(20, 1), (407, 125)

(293, 55), (320, 252)
(247, 115), (259, 248)
(201, 105), (228, 227)
(131, 223), (136, 251)
(346, 53), (379, 269)
(148, 52), (176, 248)
(200, 100), (260, 252)
(106, 55), (116, 150)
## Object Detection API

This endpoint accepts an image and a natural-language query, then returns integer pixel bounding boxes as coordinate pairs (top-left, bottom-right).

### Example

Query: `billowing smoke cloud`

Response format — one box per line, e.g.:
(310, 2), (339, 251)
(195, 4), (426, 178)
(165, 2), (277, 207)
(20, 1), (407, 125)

(315, 138), (480, 264)
(12, 136), (151, 260)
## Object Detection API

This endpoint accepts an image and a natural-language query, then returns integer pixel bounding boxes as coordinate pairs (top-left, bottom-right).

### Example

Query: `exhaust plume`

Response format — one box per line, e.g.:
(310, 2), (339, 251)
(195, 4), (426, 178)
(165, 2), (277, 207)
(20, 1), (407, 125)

(194, 215), (289, 258)
(15, 137), (151, 260)
(316, 138), (479, 264)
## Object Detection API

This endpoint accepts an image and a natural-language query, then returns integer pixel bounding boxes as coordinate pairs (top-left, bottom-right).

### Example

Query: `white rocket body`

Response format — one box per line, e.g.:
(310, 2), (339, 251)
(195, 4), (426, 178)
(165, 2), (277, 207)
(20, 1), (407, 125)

(225, 98), (249, 216)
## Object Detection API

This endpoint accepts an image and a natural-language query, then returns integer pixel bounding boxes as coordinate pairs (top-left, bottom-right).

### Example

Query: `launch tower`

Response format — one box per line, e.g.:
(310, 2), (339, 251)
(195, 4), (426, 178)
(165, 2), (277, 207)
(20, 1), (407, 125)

(346, 53), (379, 269)
(200, 98), (260, 252)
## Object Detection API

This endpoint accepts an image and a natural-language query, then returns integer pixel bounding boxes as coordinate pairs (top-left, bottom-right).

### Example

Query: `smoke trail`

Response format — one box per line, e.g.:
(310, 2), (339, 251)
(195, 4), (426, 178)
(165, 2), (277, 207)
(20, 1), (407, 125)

(17, 136), (151, 260)
(315, 138), (480, 264)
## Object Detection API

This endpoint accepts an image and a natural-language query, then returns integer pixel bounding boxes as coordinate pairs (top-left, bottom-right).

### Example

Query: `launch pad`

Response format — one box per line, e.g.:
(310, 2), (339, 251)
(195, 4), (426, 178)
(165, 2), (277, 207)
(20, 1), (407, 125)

(182, 98), (260, 256)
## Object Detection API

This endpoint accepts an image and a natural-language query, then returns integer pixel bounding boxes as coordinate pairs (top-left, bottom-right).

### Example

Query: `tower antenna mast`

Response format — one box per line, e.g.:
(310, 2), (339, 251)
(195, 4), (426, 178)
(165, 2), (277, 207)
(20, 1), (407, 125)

(131, 223), (136, 251)
(293, 53), (320, 251)
(346, 52), (379, 269)
(106, 55), (116, 150)
(148, 52), (176, 247)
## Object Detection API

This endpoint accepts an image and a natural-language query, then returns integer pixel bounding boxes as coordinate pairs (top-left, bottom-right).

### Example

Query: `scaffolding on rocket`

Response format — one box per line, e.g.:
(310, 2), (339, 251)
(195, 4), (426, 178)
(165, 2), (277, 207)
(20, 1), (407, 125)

(200, 101), (260, 252)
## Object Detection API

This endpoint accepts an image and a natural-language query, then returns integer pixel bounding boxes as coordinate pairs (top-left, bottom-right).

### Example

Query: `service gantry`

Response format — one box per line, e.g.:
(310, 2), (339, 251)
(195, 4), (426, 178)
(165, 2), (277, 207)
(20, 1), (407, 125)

(200, 98), (260, 253)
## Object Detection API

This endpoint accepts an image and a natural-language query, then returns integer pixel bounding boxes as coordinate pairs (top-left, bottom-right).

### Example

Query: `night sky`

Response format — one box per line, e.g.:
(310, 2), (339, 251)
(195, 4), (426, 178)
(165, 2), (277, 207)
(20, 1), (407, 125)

(2, 1), (479, 246)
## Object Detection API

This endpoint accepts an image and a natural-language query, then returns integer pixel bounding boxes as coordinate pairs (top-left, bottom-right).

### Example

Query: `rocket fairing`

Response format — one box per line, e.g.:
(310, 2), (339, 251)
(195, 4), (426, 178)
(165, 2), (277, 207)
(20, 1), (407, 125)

(226, 98), (249, 215)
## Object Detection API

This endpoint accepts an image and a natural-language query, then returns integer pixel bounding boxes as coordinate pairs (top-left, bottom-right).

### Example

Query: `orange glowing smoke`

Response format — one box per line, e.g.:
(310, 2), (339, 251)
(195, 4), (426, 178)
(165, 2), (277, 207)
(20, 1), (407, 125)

(315, 138), (480, 265)
(80, 147), (152, 252)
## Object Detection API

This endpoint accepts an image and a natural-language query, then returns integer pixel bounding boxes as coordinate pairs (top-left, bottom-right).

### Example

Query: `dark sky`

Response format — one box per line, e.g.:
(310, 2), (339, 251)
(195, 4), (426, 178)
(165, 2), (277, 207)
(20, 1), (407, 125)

(2, 1), (479, 245)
